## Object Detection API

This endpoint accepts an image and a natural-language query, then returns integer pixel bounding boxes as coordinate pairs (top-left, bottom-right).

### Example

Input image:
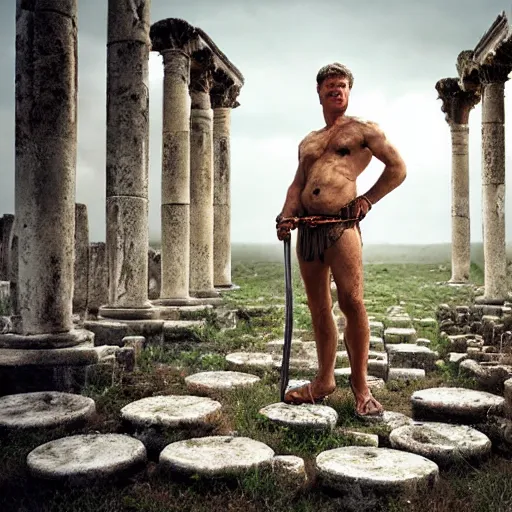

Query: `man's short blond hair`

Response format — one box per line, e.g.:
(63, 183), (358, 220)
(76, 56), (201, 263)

(316, 63), (354, 88)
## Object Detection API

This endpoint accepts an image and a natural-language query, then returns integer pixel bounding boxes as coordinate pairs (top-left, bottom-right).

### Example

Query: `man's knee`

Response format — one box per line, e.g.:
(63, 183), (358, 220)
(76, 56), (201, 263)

(337, 290), (364, 315)
(307, 296), (333, 317)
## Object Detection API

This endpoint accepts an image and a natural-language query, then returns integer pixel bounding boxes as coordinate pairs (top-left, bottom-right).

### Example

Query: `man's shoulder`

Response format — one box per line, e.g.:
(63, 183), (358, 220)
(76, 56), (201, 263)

(348, 116), (379, 129)
(298, 129), (320, 146)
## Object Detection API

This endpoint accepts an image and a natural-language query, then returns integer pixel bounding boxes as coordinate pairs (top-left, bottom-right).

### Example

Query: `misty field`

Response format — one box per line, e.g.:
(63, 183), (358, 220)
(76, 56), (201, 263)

(1, 244), (512, 512)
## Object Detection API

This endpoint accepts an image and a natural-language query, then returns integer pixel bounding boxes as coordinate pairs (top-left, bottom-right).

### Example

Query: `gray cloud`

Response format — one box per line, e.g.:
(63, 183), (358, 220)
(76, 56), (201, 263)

(0, 0), (511, 244)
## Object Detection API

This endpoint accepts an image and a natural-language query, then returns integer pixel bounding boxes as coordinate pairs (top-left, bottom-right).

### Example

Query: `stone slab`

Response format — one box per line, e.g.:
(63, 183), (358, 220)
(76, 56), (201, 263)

(369, 321), (384, 337)
(27, 434), (147, 481)
(0, 328), (94, 350)
(185, 371), (260, 394)
(449, 353), (468, 364)
(316, 446), (438, 495)
(459, 359), (512, 391)
(342, 430), (379, 447)
(0, 342), (119, 367)
(369, 336), (385, 351)
(357, 411), (414, 430)
(271, 455), (307, 487)
(388, 368), (425, 381)
(389, 421), (491, 465)
(384, 328), (417, 344)
(386, 344), (438, 371)
(259, 402), (338, 431)
(84, 319), (164, 346)
(411, 387), (505, 422)
(121, 395), (222, 428)
(226, 352), (274, 370)
(0, 392), (95, 430)
(159, 435), (274, 476)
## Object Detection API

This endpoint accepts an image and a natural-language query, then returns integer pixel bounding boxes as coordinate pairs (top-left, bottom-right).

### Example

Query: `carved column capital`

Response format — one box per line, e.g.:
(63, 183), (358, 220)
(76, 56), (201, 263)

(479, 61), (512, 85)
(211, 84), (241, 109)
(436, 77), (481, 125)
(189, 49), (215, 109)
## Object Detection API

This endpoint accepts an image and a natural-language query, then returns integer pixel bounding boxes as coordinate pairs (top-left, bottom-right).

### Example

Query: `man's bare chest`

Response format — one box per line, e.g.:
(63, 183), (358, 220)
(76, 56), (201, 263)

(300, 123), (368, 164)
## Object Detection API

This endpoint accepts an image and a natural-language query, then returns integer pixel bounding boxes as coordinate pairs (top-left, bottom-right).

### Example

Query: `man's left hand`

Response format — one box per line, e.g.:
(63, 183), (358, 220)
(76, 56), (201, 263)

(347, 195), (372, 221)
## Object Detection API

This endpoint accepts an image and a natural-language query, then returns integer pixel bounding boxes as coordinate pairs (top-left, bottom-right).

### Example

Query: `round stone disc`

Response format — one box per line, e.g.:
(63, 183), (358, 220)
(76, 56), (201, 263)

(27, 434), (146, 481)
(411, 387), (505, 422)
(259, 402), (338, 431)
(225, 352), (273, 369)
(120, 395), (222, 428)
(184, 371), (260, 394)
(0, 392), (95, 430)
(389, 422), (491, 465)
(159, 436), (274, 476)
(316, 446), (438, 494)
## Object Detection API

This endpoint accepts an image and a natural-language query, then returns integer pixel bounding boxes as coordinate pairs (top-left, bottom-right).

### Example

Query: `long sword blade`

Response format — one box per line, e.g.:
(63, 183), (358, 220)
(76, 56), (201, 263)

(280, 237), (293, 402)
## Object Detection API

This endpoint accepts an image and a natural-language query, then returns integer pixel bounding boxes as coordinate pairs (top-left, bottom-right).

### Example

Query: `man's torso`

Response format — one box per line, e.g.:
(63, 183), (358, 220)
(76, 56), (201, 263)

(299, 116), (374, 215)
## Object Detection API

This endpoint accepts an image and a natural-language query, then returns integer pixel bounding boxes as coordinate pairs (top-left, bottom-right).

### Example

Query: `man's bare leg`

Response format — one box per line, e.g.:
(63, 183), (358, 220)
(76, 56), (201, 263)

(326, 227), (383, 415)
(284, 254), (337, 402)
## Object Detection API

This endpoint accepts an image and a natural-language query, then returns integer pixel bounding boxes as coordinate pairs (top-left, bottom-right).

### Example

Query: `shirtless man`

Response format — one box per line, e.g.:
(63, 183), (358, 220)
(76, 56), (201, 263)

(276, 63), (407, 416)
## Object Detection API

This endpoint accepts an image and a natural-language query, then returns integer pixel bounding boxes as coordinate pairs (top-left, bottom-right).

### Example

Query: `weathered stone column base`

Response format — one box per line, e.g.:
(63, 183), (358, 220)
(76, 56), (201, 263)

(0, 342), (125, 395)
(98, 306), (158, 321)
(0, 328), (93, 350)
(84, 319), (165, 347)
(475, 296), (506, 306)
(153, 297), (204, 307)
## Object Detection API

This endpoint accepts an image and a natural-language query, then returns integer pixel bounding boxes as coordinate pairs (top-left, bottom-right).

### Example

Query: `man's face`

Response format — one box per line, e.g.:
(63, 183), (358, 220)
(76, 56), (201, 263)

(317, 75), (350, 113)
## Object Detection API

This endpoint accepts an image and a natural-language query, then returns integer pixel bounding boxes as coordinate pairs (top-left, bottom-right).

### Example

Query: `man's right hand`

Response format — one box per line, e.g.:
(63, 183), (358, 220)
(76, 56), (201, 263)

(276, 214), (298, 241)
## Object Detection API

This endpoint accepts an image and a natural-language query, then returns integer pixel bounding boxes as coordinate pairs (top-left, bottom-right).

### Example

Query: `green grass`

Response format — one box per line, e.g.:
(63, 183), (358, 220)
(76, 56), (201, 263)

(2, 249), (512, 512)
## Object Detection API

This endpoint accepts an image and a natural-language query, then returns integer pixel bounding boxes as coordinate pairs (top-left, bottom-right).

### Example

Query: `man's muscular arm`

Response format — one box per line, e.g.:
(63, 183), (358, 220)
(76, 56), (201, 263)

(361, 122), (407, 205)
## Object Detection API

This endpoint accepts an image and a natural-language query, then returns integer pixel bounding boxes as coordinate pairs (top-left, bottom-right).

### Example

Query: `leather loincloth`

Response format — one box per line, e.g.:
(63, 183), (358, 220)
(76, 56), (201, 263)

(297, 212), (361, 262)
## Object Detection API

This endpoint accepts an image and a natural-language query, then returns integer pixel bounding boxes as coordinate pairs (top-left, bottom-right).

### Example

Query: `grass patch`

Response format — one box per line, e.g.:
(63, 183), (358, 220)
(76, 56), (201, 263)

(2, 252), (511, 511)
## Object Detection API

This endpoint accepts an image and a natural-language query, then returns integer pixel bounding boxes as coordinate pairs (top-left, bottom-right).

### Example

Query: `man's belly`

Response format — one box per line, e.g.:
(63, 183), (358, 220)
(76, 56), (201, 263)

(300, 177), (357, 215)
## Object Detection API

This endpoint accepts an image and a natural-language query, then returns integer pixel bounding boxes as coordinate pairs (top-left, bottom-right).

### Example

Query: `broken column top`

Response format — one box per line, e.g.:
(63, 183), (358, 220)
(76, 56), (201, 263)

(458, 12), (512, 89)
(435, 77), (481, 124)
(150, 18), (244, 87)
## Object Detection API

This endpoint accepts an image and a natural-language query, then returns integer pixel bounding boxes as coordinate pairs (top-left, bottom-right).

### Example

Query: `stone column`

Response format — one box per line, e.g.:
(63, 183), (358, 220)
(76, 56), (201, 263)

(73, 204), (89, 317)
(1, 0), (88, 347)
(189, 61), (219, 298)
(100, 0), (155, 320)
(157, 49), (193, 304)
(0, 214), (14, 282)
(212, 107), (232, 287)
(436, 78), (480, 284)
(479, 66), (509, 303)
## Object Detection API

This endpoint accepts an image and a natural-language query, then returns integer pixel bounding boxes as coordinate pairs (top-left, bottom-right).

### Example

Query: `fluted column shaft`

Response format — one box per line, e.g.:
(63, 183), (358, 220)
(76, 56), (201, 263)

(101, 0), (154, 319)
(14, 0), (77, 336)
(159, 50), (192, 301)
(450, 124), (471, 282)
(213, 108), (232, 287)
(189, 78), (218, 298)
(481, 80), (507, 302)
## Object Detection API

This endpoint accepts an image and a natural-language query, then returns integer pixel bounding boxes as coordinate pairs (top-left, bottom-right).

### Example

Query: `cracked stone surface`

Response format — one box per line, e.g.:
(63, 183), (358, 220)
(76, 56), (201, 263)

(27, 434), (146, 481)
(184, 371), (260, 394)
(384, 328), (417, 344)
(259, 402), (338, 431)
(411, 387), (505, 422)
(0, 392), (95, 430)
(159, 436), (274, 476)
(356, 411), (414, 430)
(120, 395), (222, 428)
(316, 446), (438, 494)
(225, 352), (273, 369)
(389, 421), (491, 465)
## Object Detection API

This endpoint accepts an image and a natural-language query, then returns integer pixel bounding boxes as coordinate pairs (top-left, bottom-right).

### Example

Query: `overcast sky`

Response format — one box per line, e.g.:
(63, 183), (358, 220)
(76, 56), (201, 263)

(1, 0), (511, 245)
